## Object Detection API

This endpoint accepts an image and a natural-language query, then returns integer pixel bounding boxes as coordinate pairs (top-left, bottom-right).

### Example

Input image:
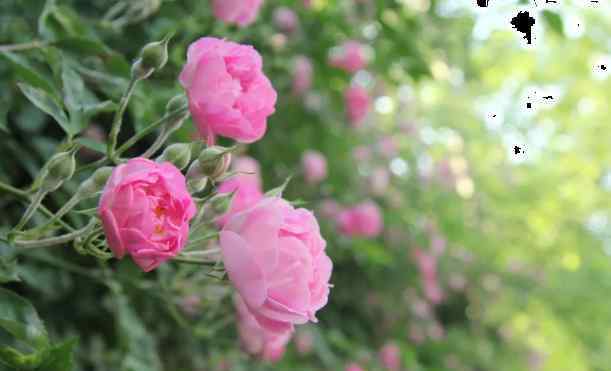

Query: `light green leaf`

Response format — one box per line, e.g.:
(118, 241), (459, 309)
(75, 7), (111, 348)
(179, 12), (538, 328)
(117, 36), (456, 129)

(37, 338), (77, 371)
(0, 287), (49, 349)
(18, 83), (71, 136)
(264, 176), (293, 198)
(542, 10), (564, 37)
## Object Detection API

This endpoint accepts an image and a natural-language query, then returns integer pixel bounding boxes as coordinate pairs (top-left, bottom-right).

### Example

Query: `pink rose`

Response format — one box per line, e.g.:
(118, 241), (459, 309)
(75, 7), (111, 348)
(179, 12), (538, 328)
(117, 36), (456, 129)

(379, 342), (401, 371)
(179, 37), (277, 144)
(302, 150), (327, 184)
(345, 85), (370, 126)
(99, 158), (196, 272)
(329, 41), (368, 73)
(212, 0), (263, 27)
(292, 56), (313, 95)
(337, 201), (383, 238)
(318, 199), (342, 220)
(220, 197), (333, 333)
(346, 363), (365, 371)
(273, 7), (298, 33)
(217, 156), (264, 226)
(430, 234), (446, 256)
(235, 294), (293, 362)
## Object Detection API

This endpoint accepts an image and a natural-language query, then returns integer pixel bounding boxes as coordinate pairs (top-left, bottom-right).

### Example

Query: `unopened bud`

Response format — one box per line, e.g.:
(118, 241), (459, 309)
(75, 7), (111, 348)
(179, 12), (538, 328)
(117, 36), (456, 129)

(197, 146), (232, 180)
(42, 151), (76, 192)
(77, 166), (113, 196)
(186, 160), (208, 193)
(139, 33), (172, 73)
(166, 94), (188, 113)
(210, 192), (234, 215)
(157, 143), (192, 170)
(131, 59), (154, 80)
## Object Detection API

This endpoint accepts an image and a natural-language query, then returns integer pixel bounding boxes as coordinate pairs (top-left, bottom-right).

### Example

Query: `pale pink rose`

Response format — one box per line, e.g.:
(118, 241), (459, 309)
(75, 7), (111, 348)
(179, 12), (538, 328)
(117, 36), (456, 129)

(220, 197), (333, 333)
(337, 201), (383, 238)
(346, 363), (365, 371)
(352, 145), (372, 162)
(235, 294), (293, 362)
(292, 56), (313, 95)
(302, 150), (327, 184)
(368, 167), (390, 196)
(410, 298), (432, 318)
(413, 249), (437, 280)
(423, 279), (444, 305)
(303, 0), (312, 8)
(345, 85), (370, 126)
(379, 342), (401, 371)
(179, 37), (277, 144)
(430, 234), (446, 257)
(377, 136), (398, 158)
(217, 156), (264, 227)
(295, 329), (314, 355)
(329, 41), (368, 73)
(212, 0), (263, 27)
(273, 7), (298, 33)
(99, 158), (196, 272)
(318, 199), (342, 220)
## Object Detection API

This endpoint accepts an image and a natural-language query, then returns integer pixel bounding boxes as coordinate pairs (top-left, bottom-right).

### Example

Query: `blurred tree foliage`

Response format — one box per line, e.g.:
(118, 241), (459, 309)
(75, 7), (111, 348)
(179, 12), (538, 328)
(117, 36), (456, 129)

(1, 0), (610, 370)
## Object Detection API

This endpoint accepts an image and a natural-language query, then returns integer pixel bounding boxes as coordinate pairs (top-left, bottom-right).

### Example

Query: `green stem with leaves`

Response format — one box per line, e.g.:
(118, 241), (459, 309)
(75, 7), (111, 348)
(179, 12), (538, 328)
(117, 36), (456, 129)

(107, 77), (139, 163)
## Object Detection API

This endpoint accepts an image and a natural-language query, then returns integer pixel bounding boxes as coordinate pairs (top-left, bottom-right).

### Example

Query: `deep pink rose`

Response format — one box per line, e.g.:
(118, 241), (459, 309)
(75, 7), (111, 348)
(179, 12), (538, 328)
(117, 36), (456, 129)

(235, 294), (293, 362)
(302, 150), (327, 184)
(273, 7), (298, 33)
(329, 41), (368, 73)
(345, 85), (371, 126)
(217, 156), (264, 226)
(220, 197), (333, 333)
(346, 363), (365, 371)
(212, 0), (263, 27)
(337, 201), (383, 238)
(379, 342), (401, 371)
(179, 37), (277, 144)
(99, 158), (196, 272)
(292, 56), (313, 95)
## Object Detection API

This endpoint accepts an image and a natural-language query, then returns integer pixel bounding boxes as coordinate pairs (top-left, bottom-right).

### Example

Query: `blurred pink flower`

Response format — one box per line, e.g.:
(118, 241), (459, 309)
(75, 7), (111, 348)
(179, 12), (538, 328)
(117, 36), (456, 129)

(379, 342), (401, 371)
(337, 200), (383, 238)
(423, 279), (444, 305)
(352, 145), (372, 162)
(273, 6), (298, 33)
(345, 85), (371, 126)
(377, 136), (398, 158)
(427, 321), (445, 341)
(329, 41), (368, 73)
(292, 56), (313, 95)
(234, 294), (293, 362)
(413, 249), (437, 280)
(409, 325), (425, 345)
(346, 363), (365, 371)
(302, 150), (327, 184)
(430, 234), (447, 257)
(217, 156), (264, 227)
(319, 199), (342, 220)
(220, 197), (333, 333)
(179, 37), (276, 144)
(369, 167), (390, 196)
(212, 0), (263, 27)
(99, 158), (196, 272)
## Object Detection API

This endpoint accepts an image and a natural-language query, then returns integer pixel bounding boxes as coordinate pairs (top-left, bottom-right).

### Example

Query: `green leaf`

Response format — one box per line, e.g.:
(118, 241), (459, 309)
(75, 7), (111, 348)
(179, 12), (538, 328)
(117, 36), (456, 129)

(542, 10), (564, 37)
(75, 137), (105, 154)
(0, 346), (44, 370)
(17, 83), (71, 136)
(0, 288), (49, 349)
(37, 338), (77, 371)
(0, 53), (57, 97)
(264, 176), (293, 198)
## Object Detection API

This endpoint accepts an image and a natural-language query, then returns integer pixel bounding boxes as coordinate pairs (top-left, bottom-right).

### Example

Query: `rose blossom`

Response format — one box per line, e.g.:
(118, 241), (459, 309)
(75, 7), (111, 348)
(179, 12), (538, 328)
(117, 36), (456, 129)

(99, 158), (196, 272)
(329, 41), (368, 73)
(346, 363), (365, 371)
(212, 0), (264, 27)
(292, 56), (313, 95)
(318, 199), (342, 220)
(235, 294), (293, 362)
(302, 150), (327, 184)
(220, 197), (333, 333)
(345, 85), (371, 126)
(179, 37), (277, 144)
(337, 200), (383, 238)
(217, 156), (264, 227)
(379, 342), (401, 371)
(273, 7), (298, 33)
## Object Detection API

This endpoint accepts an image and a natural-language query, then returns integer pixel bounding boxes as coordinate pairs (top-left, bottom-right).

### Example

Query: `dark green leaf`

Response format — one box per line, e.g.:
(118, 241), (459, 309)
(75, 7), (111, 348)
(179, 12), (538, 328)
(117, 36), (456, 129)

(75, 137), (105, 154)
(0, 239), (20, 283)
(37, 338), (77, 371)
(0, 287), (49, 349)
(17, 83), (71, 136)
(0, 53), (57, 97)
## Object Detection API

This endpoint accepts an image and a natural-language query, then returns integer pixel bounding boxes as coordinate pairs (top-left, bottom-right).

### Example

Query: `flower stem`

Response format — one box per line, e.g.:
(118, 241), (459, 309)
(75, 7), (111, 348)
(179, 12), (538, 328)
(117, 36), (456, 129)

(0, 40), (49, 52)
(107, 77), (138, 163)
(12, 188), (46, 232)
(14, 220), (96, 249)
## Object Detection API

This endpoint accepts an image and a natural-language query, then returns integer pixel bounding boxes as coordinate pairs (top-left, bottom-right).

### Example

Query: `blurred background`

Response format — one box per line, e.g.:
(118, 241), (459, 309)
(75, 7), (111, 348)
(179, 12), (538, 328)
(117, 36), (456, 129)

(1, 0), (610, 370)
